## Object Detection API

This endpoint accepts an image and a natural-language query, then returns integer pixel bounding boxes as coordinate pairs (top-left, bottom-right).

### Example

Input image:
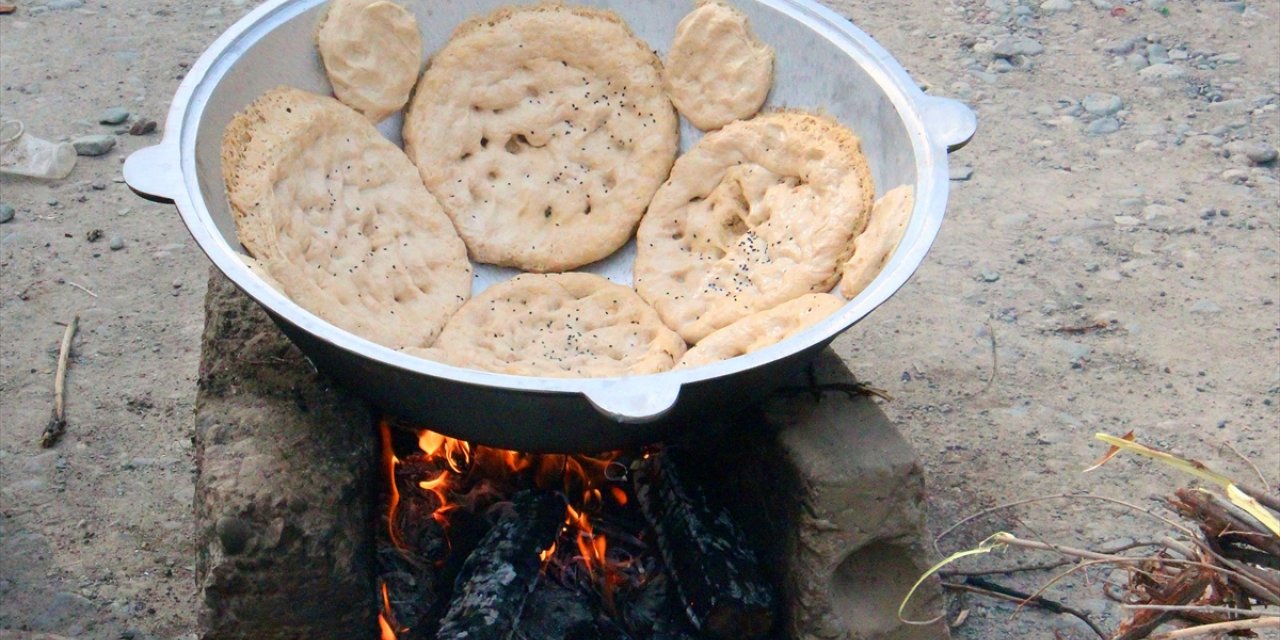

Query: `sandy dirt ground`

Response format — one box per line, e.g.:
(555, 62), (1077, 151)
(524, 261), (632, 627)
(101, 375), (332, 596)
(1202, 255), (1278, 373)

(1, 0), (1277, 638)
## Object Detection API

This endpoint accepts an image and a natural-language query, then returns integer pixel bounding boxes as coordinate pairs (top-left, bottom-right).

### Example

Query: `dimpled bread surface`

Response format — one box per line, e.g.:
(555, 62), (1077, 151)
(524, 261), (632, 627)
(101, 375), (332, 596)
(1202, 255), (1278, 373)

(633, 111), (874, 344)
(402, 4), (679, 272)
(317, 0), (423, 123)
(423, 273), (687, 377)
(222, 87), (472, 351)
(664, 0), (774, 131)
(676, 293), (844, 368)
(840, 185), (914, 299)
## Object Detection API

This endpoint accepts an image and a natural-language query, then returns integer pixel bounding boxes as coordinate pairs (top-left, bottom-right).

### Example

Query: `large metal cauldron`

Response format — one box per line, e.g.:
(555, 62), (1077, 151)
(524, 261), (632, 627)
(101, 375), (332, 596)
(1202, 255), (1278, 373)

(123, 0), (976, 452)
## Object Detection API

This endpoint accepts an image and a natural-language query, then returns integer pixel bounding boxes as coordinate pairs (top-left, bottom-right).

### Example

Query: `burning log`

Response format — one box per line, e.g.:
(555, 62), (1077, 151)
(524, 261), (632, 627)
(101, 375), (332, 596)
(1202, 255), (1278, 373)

(634, 448), (778, 639)
(434, 489), (567, 640)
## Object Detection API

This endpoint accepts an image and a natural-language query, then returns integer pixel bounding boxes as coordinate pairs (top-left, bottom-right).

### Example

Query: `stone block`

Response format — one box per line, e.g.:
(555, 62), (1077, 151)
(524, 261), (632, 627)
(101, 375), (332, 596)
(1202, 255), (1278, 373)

(698, 351), (948, 640)
(194, 270), (376, 639)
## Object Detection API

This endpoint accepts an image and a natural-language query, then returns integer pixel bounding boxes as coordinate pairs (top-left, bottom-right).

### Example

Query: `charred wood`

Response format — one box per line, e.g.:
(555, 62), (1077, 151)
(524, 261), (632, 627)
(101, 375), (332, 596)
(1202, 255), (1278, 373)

(634, 449), (777, 639)
(513, 580), (597, 640)
(434, 489), (566, 640)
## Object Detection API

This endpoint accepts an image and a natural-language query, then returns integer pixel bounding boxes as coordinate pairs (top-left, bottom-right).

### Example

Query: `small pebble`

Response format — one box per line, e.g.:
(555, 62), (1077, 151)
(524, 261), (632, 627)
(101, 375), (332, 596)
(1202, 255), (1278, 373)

(1040, 0), (1073, 13)
(109, 236), (125, 251)
(215, 516), (252, 555)
(72, 135), (116, 157)
(950, 165), (975, 181)
(172, 279), (182, 289)
(1082, 93), (1124, 116)
(1189, 299), (1221, 314)
(1139, 63), (1187, 81)
(1146, 43), (1170, 65)
(1245, 143), (1278, 165)
(91, 181), (107, 190)
(979, 270), (1001, 282)
(0, 203), (14, 224)
(1087, 117), (1121, 135)
(98, 107), (130, 125)
(46, 0), (83, 9)
(1221, 168), (1249, 184)
(129, 120), (158, 136)
(993, 36), (1045, 59)
(86, 228), (103, 243)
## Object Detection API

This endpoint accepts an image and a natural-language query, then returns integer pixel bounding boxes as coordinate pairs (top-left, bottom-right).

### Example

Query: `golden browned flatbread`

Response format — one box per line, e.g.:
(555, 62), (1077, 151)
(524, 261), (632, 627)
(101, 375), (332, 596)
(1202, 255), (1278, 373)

(840, 185), (914, 299)
(634, 111), (874, 343)
(317, 0), (422, 123)
(422, 273), (686, 377)
(676, 293), (844, 368)
(403, 4), (678, 272)
(664, 0), (774, 131)
(222, 87), (471, 350)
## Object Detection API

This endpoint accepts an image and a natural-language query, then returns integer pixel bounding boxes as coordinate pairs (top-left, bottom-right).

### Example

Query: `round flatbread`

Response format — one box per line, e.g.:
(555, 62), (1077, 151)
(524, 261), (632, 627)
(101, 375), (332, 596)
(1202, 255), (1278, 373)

(403, 4), (679, 272)
(317, 0), (423, 123)
(664, 0), (774, 131)
(676, 293), (844, 368)
(424, 273), (686, 377)
(634, 111), (874, 343)
(840, 185), (914, 299)
(222, 87), (471, 351)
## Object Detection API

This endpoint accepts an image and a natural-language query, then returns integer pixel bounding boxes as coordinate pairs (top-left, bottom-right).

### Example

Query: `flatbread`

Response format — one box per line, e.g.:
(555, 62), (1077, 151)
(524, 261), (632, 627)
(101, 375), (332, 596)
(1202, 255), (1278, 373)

(222, 87), (471, 350)
(634, 111), (874, 343)
(403, 4), (679, 272)
(840, 185), (914, 299)
(317, 0), (423, 123)
(676, 293), (843, 368)
(423, 273), (686, 377)
(664, 0), (774, 131)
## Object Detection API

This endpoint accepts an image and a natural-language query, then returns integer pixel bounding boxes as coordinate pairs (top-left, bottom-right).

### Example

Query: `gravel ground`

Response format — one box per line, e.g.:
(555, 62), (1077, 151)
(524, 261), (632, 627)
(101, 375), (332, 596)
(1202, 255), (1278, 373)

(1, 0), (1277, 638)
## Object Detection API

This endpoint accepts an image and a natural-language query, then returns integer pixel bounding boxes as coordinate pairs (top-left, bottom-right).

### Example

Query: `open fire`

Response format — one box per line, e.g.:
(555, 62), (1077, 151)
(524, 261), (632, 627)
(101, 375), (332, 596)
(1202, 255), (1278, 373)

(375, 419), (777, 640)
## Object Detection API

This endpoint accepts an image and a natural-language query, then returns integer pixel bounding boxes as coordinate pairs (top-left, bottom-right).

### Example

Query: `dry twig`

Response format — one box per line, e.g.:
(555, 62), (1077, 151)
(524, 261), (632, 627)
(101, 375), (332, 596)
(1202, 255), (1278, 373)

(1222, 441), (1271, 493)
(41, 316), (78, 447)
(943, 578), (1106, 639)
(64, 280), (98, 298)
(1149, 616), (1280, 639)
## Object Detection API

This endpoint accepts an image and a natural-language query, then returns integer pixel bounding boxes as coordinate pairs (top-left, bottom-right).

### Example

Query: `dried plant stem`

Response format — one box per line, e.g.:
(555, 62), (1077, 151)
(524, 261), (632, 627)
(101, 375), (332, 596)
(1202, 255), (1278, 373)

(1239, 481), (1280, 513)
(936, 493), (1201, 555)
(64, 280), (98, 298)
(1121, 603), (1274, 618)
(1149, 616), (1280, 639)
(1222, 441), (1271, 493)
(992, 533), (1280, 608)
(41, 316), (78, 448)
(940, 540), (1163, 578)
(941, 579), (1106, 639)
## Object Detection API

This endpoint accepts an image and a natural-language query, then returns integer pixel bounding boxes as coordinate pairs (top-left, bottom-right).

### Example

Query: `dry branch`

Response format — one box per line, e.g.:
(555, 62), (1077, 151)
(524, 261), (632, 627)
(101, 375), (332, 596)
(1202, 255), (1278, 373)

(41, 316), (78, 448)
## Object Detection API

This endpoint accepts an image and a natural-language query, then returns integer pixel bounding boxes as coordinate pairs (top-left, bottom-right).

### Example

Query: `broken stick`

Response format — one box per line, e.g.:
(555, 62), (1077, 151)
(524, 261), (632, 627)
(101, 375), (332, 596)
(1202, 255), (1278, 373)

(41, 315), (78, 448)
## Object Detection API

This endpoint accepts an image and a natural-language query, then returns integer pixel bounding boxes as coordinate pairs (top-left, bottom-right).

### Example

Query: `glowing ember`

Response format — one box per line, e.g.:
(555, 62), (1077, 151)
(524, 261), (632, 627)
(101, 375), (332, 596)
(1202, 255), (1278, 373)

(376, 419), (652, 638)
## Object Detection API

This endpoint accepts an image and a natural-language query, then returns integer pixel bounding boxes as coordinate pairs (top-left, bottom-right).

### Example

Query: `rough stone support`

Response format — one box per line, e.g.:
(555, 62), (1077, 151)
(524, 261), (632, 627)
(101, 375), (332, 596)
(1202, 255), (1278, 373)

(699, 351), (949, 640)
(194, 270), (376, 639)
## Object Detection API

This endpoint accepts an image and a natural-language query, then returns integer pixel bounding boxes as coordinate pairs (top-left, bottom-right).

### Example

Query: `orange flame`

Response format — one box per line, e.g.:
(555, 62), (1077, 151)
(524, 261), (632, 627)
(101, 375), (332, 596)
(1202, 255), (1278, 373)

(378, 583), (397, 640)
(379, 420), (403, 549)
(379, 425), (632, 637)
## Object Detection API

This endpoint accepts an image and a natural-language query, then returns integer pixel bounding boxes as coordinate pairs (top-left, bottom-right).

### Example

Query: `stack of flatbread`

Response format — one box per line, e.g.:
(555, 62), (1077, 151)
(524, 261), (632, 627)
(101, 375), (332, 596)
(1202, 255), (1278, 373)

(222, 0), (918, 378)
